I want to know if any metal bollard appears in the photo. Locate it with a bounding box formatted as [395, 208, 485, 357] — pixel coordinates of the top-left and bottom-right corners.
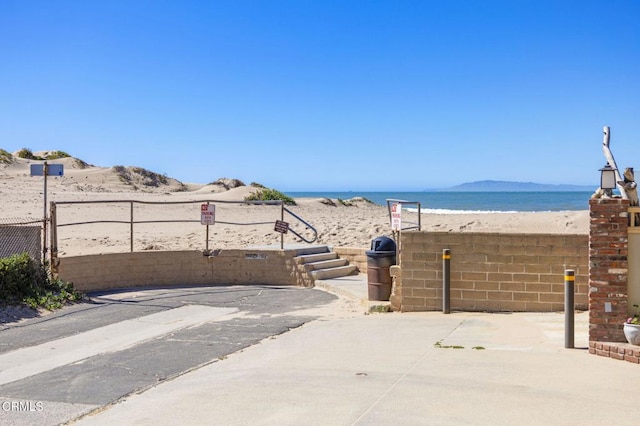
[443, 249, 451, 314]
[564, 269, 575, 349]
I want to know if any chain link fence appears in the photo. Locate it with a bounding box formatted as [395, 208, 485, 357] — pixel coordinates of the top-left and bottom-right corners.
[0, 217, 42, 262]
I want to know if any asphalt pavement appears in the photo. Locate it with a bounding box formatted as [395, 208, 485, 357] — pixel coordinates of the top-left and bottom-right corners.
[0, 285, 343, 426]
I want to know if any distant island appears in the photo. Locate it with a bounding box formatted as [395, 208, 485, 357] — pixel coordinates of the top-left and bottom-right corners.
[443, 180, 595, 192]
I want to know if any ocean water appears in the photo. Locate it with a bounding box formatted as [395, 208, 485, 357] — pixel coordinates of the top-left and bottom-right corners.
[285, 191, 594, 213]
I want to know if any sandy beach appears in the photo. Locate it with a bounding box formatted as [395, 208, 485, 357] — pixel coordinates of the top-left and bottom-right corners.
[0, 153, 589, 257]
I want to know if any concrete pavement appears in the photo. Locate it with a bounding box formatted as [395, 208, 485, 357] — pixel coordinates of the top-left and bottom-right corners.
[69, 276, 640, 425]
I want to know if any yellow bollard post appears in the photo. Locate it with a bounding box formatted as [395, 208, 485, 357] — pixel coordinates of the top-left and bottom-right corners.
[443, 249, 451, 314]
[565, 269, 575, 349]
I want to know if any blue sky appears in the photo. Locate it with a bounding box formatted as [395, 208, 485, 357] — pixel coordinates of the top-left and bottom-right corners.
[1, 0, 638, 191]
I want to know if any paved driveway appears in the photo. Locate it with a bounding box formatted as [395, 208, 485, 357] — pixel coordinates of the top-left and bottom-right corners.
[0, 285, 347, 426]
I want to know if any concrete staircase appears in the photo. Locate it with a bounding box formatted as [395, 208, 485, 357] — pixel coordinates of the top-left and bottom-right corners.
[293, 246, 357, 282]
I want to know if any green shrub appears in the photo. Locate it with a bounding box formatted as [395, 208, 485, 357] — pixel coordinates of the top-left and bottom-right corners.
[73, 158, 90, 169]
[0, 253, 83, 310]
[337, 197, 373, 206]
[131, 167, 169, 185]
[46, 151, 71, 160]
[113, 165, 169, 187]
[0, 149, 12, 164]
[0, 253, 46, 302]
[208, 178, 245, 189]
[15, 148, 43, 160]
[245, 188, 296, 205]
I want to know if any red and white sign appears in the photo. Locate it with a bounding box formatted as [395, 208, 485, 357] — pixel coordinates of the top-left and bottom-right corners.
[391, 202, 401, 231]
[201, 204, 216, 225]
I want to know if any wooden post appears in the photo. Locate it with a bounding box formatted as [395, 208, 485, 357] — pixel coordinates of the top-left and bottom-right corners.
[621, 168, 640, 226]
[602, 126, 629, 200]
[621, 168, 638, 206]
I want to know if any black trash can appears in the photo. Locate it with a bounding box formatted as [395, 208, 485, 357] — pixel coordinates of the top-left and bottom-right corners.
[366, 236, 397, 301]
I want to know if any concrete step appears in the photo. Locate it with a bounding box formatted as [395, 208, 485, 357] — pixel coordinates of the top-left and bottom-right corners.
[311, 265, 357, 280]
[296, 252, 338, 264]
[290, 245, 330, 256]
[304, 258, 348, 271]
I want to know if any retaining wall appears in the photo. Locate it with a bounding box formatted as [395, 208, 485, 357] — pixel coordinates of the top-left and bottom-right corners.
[334, 247, 367, 273]
[57, 249, 312, 292]
[391, 232, 589, 312]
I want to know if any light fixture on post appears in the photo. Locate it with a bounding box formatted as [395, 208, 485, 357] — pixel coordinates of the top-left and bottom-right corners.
[599, 164, 617, 197]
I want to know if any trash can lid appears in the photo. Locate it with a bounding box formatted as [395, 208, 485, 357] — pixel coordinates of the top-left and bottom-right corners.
[365, 250, 397, 258]
[370, 236, 396, 252]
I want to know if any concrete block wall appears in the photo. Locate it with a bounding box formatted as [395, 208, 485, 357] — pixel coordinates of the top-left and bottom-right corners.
[57, 249, 312, 292]
[334, 247, 367, 273]
[392, 232, 588, 312]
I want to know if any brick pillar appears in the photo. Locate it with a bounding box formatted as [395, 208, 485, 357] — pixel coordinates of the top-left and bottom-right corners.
[589, 198, 629, 342]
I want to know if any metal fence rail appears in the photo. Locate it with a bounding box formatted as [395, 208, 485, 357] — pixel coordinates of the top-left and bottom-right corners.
[0, 217, 42, 262]
[386, 199, 422, 231]
[50, 199, 317, 262]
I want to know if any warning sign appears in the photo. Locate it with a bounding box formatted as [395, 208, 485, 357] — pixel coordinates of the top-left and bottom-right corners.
[274, 220, 289, 234]
[201, 204, 215, 225]
[391, 203, 401, 231]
